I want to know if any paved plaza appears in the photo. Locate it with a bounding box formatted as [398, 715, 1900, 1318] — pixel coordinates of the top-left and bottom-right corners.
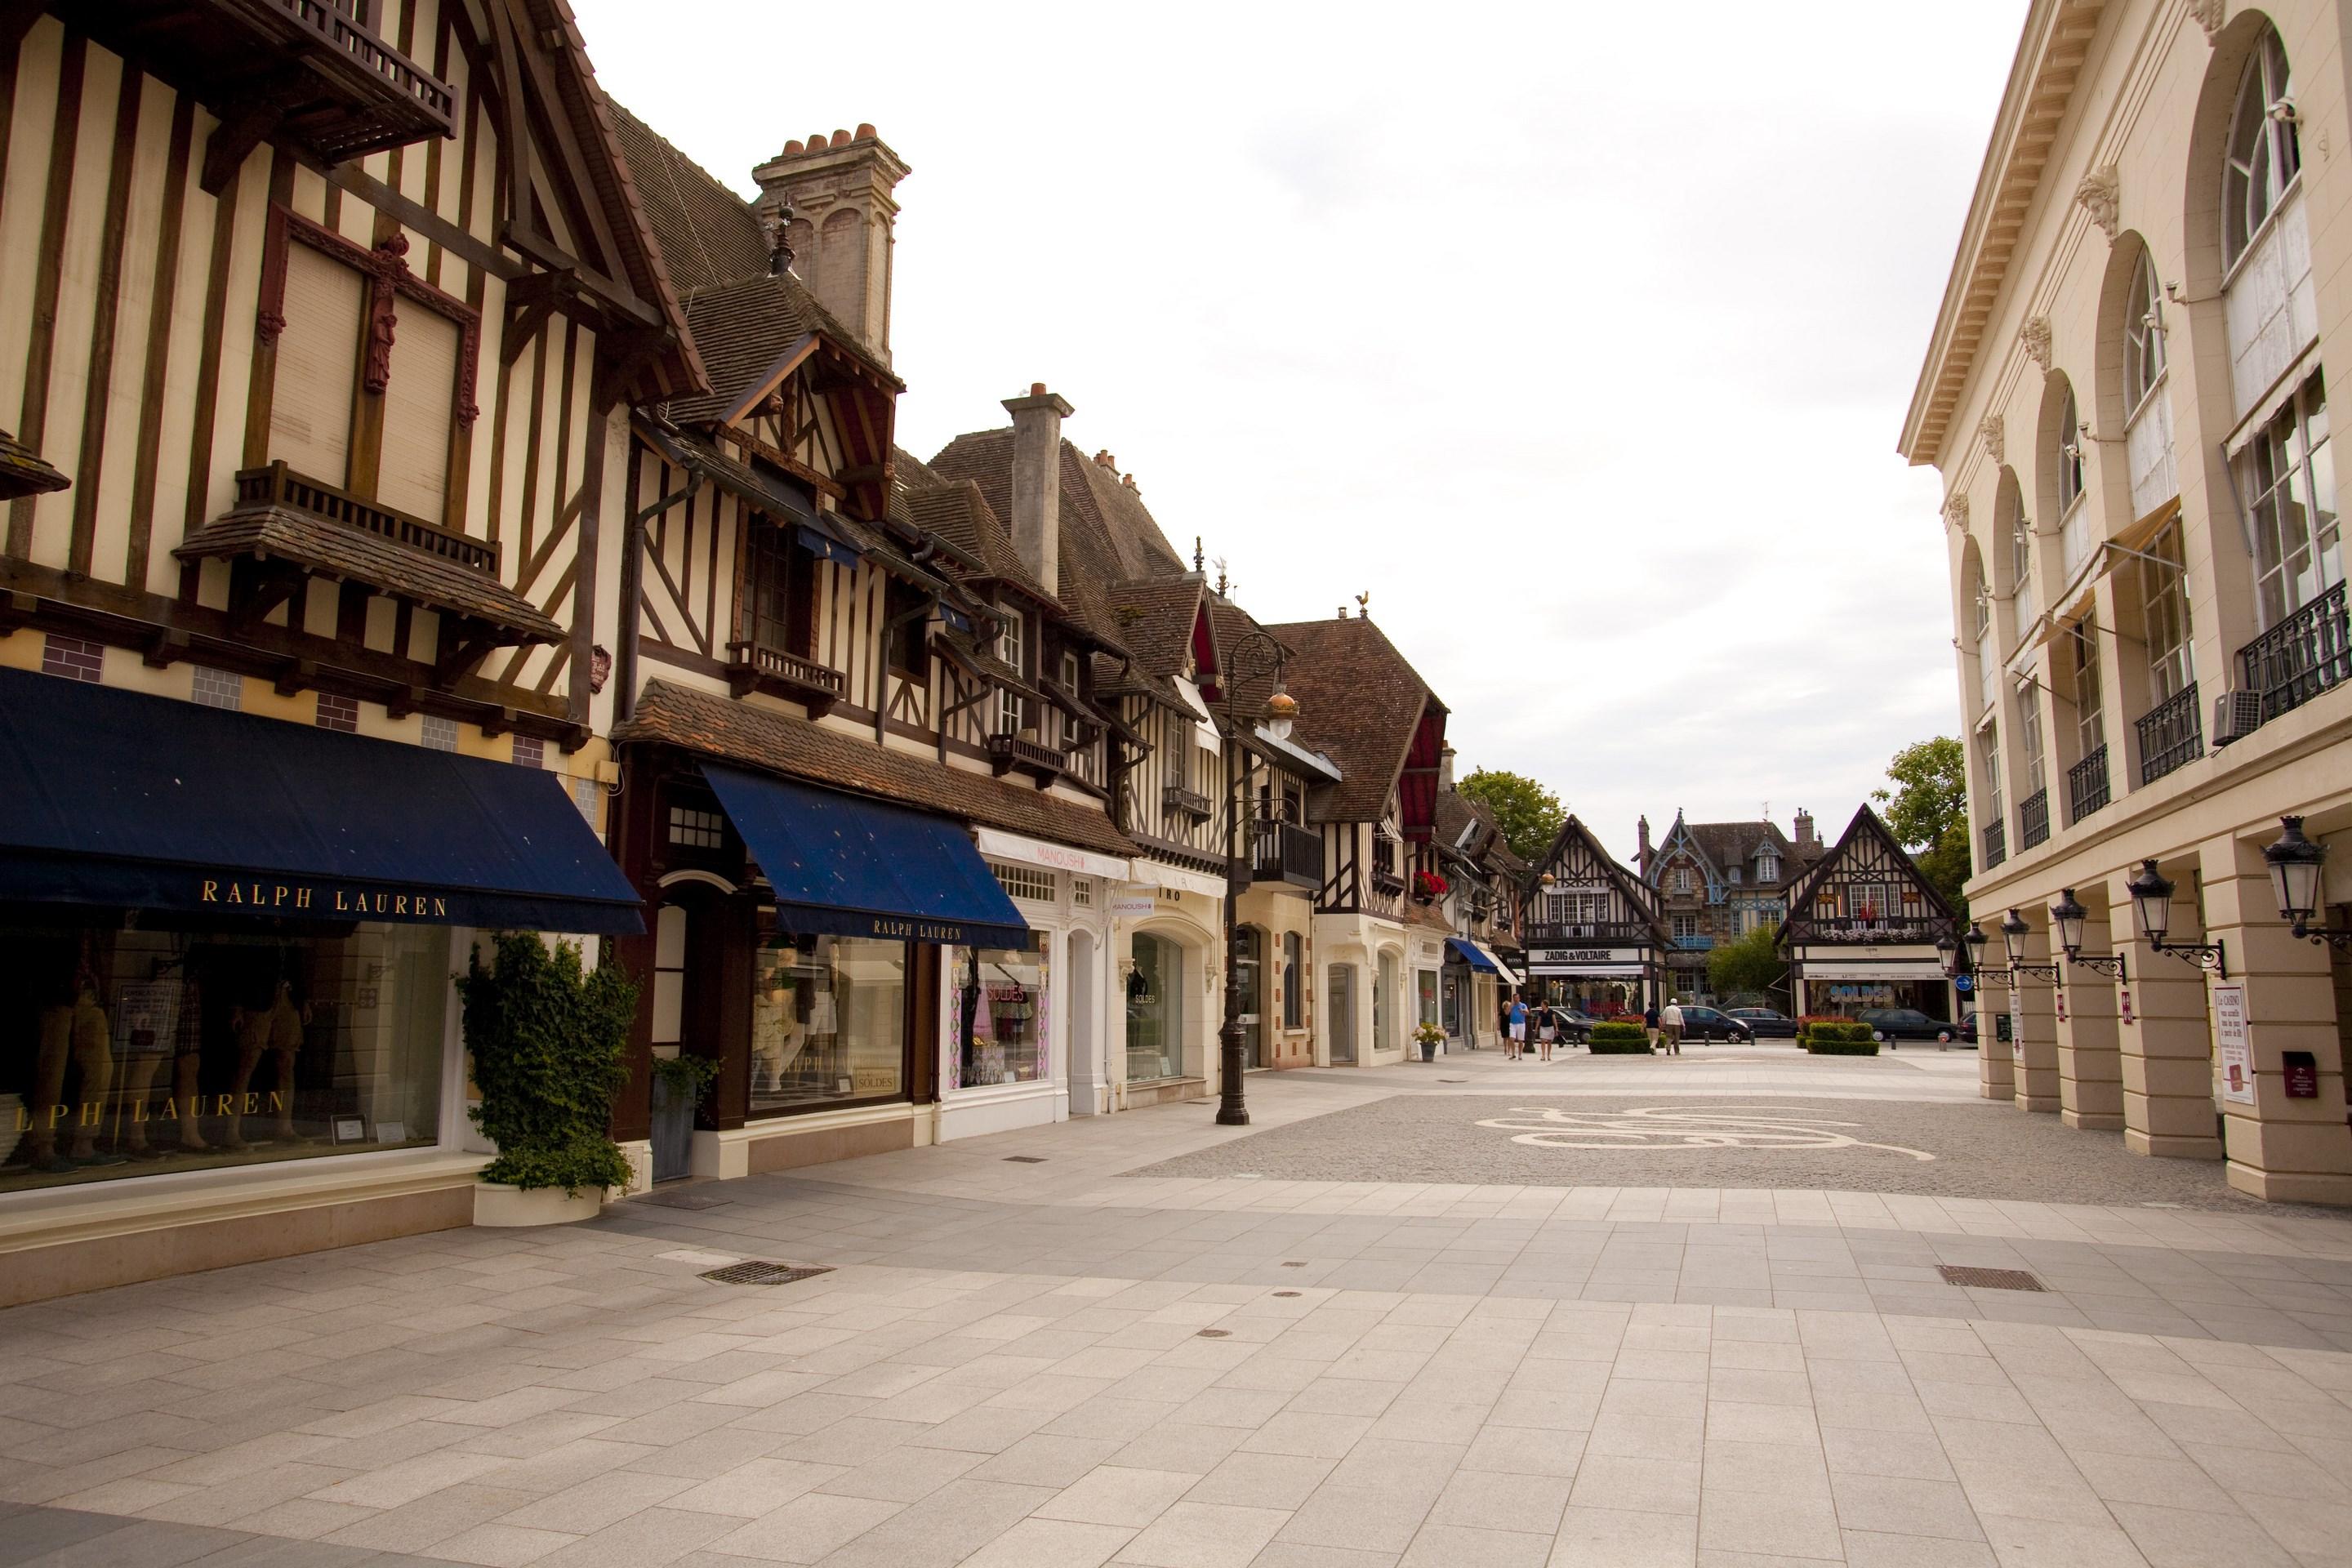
[5, 1048, 2352, 1568]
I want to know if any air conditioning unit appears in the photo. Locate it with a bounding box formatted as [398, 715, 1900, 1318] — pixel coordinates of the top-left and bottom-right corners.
[2211, 688, 2265, 747]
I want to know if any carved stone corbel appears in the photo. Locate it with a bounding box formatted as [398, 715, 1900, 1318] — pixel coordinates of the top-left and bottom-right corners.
[2020, 316, 2053, 372]
[1943, 494, 1971, 532]
[2189, 1, 2225, 43]
[2074, 166, 2119, 241]
[1980, 414, 2005, 466]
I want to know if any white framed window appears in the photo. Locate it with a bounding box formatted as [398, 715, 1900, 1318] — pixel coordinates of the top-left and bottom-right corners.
[987, 860, 1057, 904]
[1071, 878, 1094, 907]
[2070, 621, 2105, 758]
[1757, 852, 1778, 883]
[1670, 866, 1694, 894]
[2017, 682, 2047, 798]
[2055, 382, 2085, 516]
[2224, 26, 2301, 271]
[2124, 251, 2167, 413]
[2012, 516, 2038, 641]
[1980, 721, 2002, 827]
[2241, 372, 2339, 629]
[2141, 520, 2194, 702]
[1670, 915, 1699, 939]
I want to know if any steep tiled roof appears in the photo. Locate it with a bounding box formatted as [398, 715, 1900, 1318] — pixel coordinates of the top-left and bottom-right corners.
[173, 506, 562, 643]
[898, 479, 1067, 616]
[1203, 596, 1296, 735]
[1107, 575, 1206, 682]
[1436, 787, 1515, 869]
[661, 270, 893, 427]
[617, 680, 1135, 858]
[608, 103, 768, 297]
[1258, 615, 1441, 825]
[1664, 817, 1819, 893]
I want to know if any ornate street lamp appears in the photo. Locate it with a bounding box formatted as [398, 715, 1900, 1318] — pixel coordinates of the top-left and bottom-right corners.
[2124, 859, 2227, 975]
[1216, 630, 1291, 1127]
[2049, 888, 2126, 981]
[1963, 921, 1992, 977]
[1934, 931, 1959, 979]
[2000, 908, 2060, 983]
[2262, 815, 2352, 949]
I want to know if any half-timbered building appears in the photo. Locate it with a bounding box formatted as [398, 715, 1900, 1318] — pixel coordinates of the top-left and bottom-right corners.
[1777, 804, 1963, 1025]
[1523, 816, 1671, 1017]
[1433, 772, 1527, 1051]
[594, 114, 1141, 1175]
[0, 0, 693, 1302]
[1640, 809, 1826, 1002]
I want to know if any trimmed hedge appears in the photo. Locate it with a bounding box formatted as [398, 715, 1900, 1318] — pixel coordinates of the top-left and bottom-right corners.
[1588, 1021, 1653, 1054]
[1804, 1022, 1878, 1055]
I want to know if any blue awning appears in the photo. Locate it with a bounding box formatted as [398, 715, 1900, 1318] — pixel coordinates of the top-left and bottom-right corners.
[702, 763, 1030, 949]
[800, 519, 862, 568]
[0, 666, 644, 933]
[1446, 938, 1501, 974]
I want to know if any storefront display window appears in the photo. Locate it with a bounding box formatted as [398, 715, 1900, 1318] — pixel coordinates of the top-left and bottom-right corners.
[1127, 933, 1179, 1082]
[1, 911, 447, 1192]
[954, 939, 1048, 1089]
[749, 929, 906, 1114]
[1417, 969, 1439, 1027]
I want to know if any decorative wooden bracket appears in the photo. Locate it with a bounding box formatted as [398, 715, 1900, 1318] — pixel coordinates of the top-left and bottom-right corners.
[273, 657, 318, 697]
[231, 564, 308, 636]
[0, 589, 37, 634]
[434, 623, 500, 685]
[501, 267, 575, 365]
[141, 627, 190, 669]
[202, 100, 283, 196]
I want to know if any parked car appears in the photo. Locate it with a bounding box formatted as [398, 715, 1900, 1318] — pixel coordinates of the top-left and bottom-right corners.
[1673, 1004, 1753, 1043]
[1550, 1009, 1596, 1043]
[1855, 1008, 1962, 1046]
[1725, 1007, 1797, 1038]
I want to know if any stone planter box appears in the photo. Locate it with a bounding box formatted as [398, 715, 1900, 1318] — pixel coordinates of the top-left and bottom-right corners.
[474, 1181, 606, 1227]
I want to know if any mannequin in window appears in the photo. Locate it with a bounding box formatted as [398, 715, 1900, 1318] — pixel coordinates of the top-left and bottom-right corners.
[750, 972, 808, 1093]
[21, 963, 117, 1171]
[221, 978, 308, 1147]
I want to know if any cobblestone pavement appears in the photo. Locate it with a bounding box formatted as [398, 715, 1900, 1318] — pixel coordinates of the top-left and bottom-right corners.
[5, 1060, 2352, 1567]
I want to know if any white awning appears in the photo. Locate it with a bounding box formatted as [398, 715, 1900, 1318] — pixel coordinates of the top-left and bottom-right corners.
[1173, 676, 1220, 750]
[1530, 962, 1646, 978]
[1802, 960, 1949, 981]
[972, 826, 1132, 884]
[1133, 858, 1228, 899]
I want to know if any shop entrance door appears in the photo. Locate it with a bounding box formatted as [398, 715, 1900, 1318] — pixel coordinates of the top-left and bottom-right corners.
[1234, 926, 1264, 1069]
[1327, 967, 1355, 1063]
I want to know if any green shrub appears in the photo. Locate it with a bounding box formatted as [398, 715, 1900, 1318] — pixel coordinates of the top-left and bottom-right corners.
[650, 1052, 720, 1104]
[1806, 1037, 1881, 1056]
[459, 932, 639, 1196]
[1588, 1021, 1652, 1054]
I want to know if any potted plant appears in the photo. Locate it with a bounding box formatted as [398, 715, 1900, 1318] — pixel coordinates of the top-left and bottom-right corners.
[648, 1053, 719, 1183]
[459, 931, 639, 1226]
[1413, 1020, 1446, 1062]
[1412, 869, 1450, 906]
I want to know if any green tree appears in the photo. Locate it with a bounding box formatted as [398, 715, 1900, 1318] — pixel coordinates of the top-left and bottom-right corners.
[458, 932, 639, 1196]
[1873, 736, 1971, 920]
[1707, 924, 1784, 1001]
[1458, 767, 1567, 863]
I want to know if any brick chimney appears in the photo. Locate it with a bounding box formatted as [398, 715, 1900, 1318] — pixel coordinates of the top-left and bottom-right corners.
[1438, 745, 1456, 791]
[751, 126, 911, 362]
[1637, 814, 1653, 878]
[1002, 384, 1072, 596]
[1794, 808, 1817, 849]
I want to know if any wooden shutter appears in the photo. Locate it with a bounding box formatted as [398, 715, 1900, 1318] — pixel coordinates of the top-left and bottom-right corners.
[268, 244, 365, 484]
[376, 306, 459, 522]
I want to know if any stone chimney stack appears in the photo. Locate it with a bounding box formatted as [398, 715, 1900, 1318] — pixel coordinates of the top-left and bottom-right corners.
[1439, 745, 1456, 791]
[1002, 384, 1072, 596]
[1637, 814, 1653, 877]
[751, 125, 911, 363]
[1794, 808, 1816, 849]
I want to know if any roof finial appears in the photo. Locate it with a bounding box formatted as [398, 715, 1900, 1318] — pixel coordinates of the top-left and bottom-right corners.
[1214, 557, 1229, 597]
[761, 203, 795, 276]
[1354, 590, 1369, 619]
[1192, 536, 1203, 572]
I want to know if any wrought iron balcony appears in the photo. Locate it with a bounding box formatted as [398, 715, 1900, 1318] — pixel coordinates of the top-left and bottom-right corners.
[62, 2, 456, 189]
[2018, 788, 2050, 850]
[1981, 818, 2007, 870]
[1251, 821, 1323, 891]
[987, 733, 1067, 786]
[2240, 582, 2351, 722]
[2068, 744, 2110, 823]
[2135, 682, 2203, 785]
[1161, 784, 1213, 821]
[1672, 933, 1715, 951]
[1785, 915, 1947, 944]
[725, 639, 846, 715]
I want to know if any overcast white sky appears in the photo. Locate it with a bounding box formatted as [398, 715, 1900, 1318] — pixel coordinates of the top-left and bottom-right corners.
[576, 0, 2029, 862]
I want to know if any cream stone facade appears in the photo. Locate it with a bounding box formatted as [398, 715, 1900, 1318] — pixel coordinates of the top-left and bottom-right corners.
[1903, 0, 2352, 1202]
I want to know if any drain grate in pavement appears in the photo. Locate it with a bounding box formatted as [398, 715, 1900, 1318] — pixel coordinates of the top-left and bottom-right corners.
[1003, 1156, 1048, 1164]
[1273, 1290, 1302, 1298]
[1937, 1265, 2044, 1292]
[1282, 1260, 1307, 1267]
[630, 1188, 733, 1210]
[700, 1262, 834, 1287]
[1196, 1329, 1232, 1338]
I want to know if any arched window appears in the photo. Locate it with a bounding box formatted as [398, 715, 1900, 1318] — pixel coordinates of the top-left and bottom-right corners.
[2054, 382, 2085, 514]
[2011, 513, 2036, 639]
[2124, 251, 2167, 411]
[2224, 26, 2300, 270]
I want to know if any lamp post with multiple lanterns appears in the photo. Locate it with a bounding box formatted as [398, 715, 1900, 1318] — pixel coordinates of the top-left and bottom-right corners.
[1214, 631, 1293, 1128]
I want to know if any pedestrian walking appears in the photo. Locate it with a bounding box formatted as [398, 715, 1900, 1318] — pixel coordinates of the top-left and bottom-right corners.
[1660, 1000, 1684, 1055]
[1643, 1001, 1660, 1051]
[1537, 1002, 1559, 1062]
[1507, 996, 1528, 1061]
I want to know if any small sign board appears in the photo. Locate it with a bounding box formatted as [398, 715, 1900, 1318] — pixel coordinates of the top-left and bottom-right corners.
[2283, 1050, 2319, 1099]
[2007, 987, 2023, 1059]
[2214, 983, 2254, 1105]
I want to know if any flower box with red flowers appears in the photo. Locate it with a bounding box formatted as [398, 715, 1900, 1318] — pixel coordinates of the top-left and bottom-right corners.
[1411, 870, 1450, 902]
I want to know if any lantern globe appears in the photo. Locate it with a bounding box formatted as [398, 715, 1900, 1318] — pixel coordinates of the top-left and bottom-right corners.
[2264, 816, 2327, 929]
[2126, 859, 2175, 947]
[2000, 909, 2030, 969]
[2049, 890, 2089, 958]
[1964, 923, 1991, 971]
[1934, 931, 1958, 978]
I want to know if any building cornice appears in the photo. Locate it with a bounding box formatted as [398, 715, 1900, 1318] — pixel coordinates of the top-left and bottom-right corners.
[1899, 0, 2108, 469]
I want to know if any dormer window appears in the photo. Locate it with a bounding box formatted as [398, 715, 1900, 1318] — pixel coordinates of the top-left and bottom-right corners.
[1726, 866, 1741, 885]
[1757, 852, 1778, 882]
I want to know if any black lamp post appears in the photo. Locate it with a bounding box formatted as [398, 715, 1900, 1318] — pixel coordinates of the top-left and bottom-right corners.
[2049, 888, 2126, 981]
[2000, 908, 2060, 983]
[2263, 816, 2352, 949]
[1216, 630, 1291, 1127]
[2124, 858, 2228, 975]
[1934, 931, 1959, 978]
[1963, 921, 1992, 978]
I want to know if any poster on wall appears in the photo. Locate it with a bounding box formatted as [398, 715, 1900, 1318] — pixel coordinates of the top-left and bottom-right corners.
[2214, 982, 2255, 1105]
[2008, 987, 2024, 1061]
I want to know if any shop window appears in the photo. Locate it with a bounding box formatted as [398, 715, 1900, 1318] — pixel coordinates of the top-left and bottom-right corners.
[1417, 968, 1438, 1026]
[1375, 951, 1396, 1054]
[988, 861, 1057, 904]
[956, 940, 1046, 1088]
[1282, 932, 1302, 1029]
[1, 915, 447, 1192]
[667, 808, 724, 849]
[1127, 933, 1180, 1082]
[749, 930, 906, 1114]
